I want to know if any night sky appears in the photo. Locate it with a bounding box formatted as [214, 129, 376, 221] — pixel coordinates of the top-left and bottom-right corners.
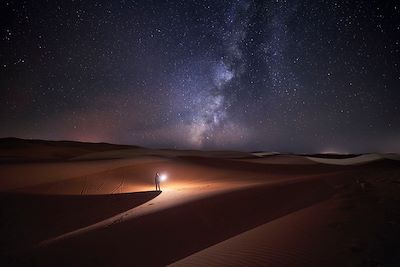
[1, 0, 399, 152]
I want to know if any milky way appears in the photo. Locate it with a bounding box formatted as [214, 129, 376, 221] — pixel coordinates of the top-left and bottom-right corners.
[184, 0, 252, 147]
[1, 0, 399, 152]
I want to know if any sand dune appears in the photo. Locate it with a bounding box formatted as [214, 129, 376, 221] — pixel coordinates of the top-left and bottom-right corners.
[27, 178, 333, 266]
[12, 155, 339, 196]
[170, 201, 341, 267]
[251, 152, 280, 157]
[171, 161, 400, 266]
[72, 148, 253, 161]
[307, 153, 383, 165]
[384, 153, 400, 161]
[0, 157, 166, 192]
[236, 154, 317, 165]
[0, 191, 160, 256]
[0, 137, 134, 162]
[1, 139, 399, 266]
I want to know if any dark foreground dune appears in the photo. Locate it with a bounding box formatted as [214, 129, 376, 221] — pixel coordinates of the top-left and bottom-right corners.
[0, 138, 399, 266]
[25, 178, 333, 266]
[0, 191, 160, 258]
[173, 160, 400, 266]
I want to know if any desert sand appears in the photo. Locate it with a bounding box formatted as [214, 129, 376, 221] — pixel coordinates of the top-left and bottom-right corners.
[1, 138, 399, 266]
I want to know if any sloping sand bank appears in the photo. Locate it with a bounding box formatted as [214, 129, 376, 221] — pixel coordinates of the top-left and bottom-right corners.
[0, 191, 160, 255]
[25, 178, 333, 266]
[1, 139, 399, 266]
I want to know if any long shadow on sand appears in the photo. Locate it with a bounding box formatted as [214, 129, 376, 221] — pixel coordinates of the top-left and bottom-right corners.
[0, 191, 160, 257]
[29, 178, 335, 267]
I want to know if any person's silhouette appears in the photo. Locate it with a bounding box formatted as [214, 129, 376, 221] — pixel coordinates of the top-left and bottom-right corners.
[155, 172, 161, 191]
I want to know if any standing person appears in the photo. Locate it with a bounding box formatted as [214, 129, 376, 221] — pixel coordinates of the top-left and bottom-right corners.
[154, 172, 161, 191]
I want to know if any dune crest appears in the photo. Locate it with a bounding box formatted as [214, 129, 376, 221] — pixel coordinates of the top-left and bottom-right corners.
[1, 139, 399, 266]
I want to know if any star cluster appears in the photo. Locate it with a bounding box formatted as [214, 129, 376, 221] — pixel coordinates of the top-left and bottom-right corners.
[1, 0, 399, 152]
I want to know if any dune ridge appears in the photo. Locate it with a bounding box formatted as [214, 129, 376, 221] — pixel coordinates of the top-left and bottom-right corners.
[1, 138, 399, 266]
[28, 177, 334, 266]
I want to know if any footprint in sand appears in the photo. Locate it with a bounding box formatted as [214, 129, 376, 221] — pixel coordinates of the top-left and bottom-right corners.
[109, 217, 123, 226]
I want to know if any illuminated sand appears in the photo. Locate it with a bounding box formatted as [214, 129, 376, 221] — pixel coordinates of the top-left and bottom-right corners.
[0, 157, 167, 192]
[171, 162, 400, 266]
[1, 139, 399, 266]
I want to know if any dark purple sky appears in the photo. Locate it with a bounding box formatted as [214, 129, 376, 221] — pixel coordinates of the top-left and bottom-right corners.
[1, 0, 399, 152]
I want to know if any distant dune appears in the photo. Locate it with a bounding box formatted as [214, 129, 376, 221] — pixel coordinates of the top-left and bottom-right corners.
[72, 148, 253, 161]
[0, 138, 399, 266]
[306, 153, 399, 165]
[0, 137, 135, 162]
[238, 154, 316, 165]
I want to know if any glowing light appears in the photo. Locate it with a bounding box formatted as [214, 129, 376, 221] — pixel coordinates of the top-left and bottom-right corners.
[160, 174, 167, 182]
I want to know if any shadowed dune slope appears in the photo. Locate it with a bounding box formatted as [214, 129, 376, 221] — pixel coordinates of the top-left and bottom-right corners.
[0, 138, 136, 162]
[172, 161, 400, 267]
[71, 148, 254, 161]
[307, 154, 383, 165]
[307, 153, 400, 165]
[170, 202, 338, 267]
[0, 191, 160, 257]
[235, 154, 317, 165]
[27, 178, 334, 267]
